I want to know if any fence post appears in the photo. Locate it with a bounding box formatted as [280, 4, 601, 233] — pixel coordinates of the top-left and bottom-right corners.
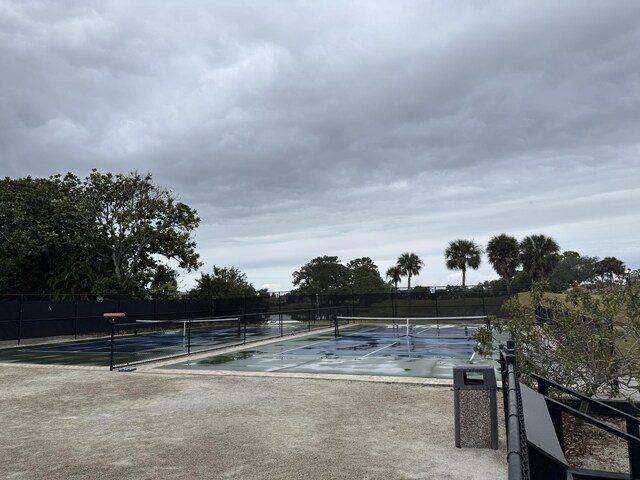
[481, 286, 486, 316]
[17, 294, 23, 346]
[187, 319, 191, 356]
[74, 299, 78, 340]
[434, 288, 439, 317]
[278, 294, 282, 337]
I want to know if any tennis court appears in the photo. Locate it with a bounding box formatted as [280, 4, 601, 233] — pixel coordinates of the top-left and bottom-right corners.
[165, 316, 501, 378]
[0, 315, 334, 368]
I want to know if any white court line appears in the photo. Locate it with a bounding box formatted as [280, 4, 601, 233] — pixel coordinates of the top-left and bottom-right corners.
[342, 326, 404, 337]
[277, 337, 336, 355]
[361, 342, 398, 358]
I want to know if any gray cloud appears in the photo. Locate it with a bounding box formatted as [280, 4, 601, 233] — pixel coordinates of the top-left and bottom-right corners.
[1, 0, 639, 291]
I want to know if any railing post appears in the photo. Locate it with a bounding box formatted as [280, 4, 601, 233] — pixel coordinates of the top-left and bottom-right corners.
[538, 378, 549, 397]
[627, 417, 640, 478]
[547, 401, 565, 452]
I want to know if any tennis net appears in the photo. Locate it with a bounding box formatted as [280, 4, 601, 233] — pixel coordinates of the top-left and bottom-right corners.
[335, 315, 489, 338]
[134, 317, 241, 340]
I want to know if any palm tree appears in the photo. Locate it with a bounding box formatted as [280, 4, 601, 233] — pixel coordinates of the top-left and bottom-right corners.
[520, 234, 560, 282]
[385, 265, 403, 317]
[444, 239, 481, 287]
[396, 252, 424, 291]
[386, 265, 402, 291]
[486, 234, 520, 294]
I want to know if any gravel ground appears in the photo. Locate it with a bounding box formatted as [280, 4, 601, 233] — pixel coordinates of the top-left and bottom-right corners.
[0, 363, 507, 480]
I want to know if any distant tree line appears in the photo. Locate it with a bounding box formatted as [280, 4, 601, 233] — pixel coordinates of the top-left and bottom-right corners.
[288, 234, 628, 295]
[1, 172, 629, 298]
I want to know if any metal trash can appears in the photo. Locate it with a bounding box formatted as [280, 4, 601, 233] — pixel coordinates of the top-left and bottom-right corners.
[453, 365, 498, 449]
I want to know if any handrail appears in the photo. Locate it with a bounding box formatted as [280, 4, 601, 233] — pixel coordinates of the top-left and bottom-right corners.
[544, 397, 640, 445]
[532, 373, 639, 425]
[533, 372, 640, 477]
[501, 341, 529, 480]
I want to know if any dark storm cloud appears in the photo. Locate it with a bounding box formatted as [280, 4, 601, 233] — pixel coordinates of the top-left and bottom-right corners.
[1, 0, 639, 290]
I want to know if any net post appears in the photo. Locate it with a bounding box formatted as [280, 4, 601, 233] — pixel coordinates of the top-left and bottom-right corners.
[406, 317, 410, 337]
[104, 312, 125, 371]
[109, 319, 115, 371]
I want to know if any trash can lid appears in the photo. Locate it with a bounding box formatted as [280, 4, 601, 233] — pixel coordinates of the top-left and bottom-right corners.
[453, 365, 497, 390]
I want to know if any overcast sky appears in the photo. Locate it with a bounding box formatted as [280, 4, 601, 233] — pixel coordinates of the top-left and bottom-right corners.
[1, 1, 639, 292]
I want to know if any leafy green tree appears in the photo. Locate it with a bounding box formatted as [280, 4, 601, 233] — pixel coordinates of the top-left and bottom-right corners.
[190, 266, 257, 297]
[80, 170, 201, 292]
[486, 234, 520, 294]
[476, 282, 640, 401]
[0, 175, 102, 294]
[444, 239, 481, 287]
[292, 256, 348, 293]
[396, 252, 423, 291]
[0, 171, 201, 296]
[548, 251, 598, 292]
[346, 257, 386, 291]
[520, 234, 560, 282]
[148, 264, 179, 299]
[511, 271, 532, 293]
[386, 265, 402, 290]
[595, 257, 626, 285]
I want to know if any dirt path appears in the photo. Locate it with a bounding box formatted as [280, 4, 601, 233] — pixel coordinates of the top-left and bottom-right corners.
[0, 364, 506, 479]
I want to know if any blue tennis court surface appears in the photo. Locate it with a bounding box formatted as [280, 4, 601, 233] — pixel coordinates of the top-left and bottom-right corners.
[0, 320, 327, 367]
[165, 323, 501, 379]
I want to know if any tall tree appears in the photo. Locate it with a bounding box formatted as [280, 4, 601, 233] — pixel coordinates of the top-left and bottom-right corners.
[0, 171, 201, 296]
[0, 175, 101, 294]
[386, 265, 402, 290]
[520, 234, 560, 282]
[595, 257, 626, 285]
[396, 252, 423, 291]
[346, 257, 386, 291]
[444, 239, 481, 287]
[548, 252, 598, 292]
[190, 266, 256, 297]
[486, 234, 520, 294]
[292, 256, 349, 293]
[80, 170, 201, 294]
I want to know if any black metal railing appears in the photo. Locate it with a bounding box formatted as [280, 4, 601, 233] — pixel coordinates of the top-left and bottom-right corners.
[533, 373, 640, 479]
[500, 341, 530, 480]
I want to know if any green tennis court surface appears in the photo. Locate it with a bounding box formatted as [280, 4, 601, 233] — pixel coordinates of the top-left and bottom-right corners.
[164, 321, 503, 379]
